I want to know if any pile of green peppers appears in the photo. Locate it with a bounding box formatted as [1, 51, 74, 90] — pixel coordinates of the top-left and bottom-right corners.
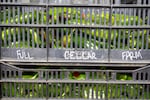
[1, 8, 149, 49]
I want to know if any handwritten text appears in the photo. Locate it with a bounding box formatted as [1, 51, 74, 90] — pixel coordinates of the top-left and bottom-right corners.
[16, 50, 34, 60]
[64, 50, 97, 60]
[122, 50, 142, 60]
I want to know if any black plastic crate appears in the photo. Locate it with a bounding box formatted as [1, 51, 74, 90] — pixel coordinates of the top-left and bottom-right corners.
[0, 62, 150, 100]
[0, 0, 150, 64]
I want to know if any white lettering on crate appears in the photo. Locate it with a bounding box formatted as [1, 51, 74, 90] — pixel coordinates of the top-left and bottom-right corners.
[122, 50, 142, 60]
[16, 50, 34, 60]
[64, 50, 97, 60]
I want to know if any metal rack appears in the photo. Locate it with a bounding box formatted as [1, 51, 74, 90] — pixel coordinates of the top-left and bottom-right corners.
[0, 0, 150, 99]
[0, 0, 150, 65]
[0, 62, 150, 100]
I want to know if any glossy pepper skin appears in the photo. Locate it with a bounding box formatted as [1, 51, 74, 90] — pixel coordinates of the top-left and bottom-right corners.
[73, 71, 80, 78]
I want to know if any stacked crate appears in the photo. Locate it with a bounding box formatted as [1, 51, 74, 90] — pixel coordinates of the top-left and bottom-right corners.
[0, 0, 150, 99]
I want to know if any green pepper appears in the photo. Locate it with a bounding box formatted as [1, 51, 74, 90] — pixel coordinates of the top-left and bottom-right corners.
[11, 41, 29, 48]
[83, 29, 118, 44]
[113, 13, 143, 26]
[22, 73, 38, 79]
[2, 28, 19, 41]
[29, 29, 42, 45]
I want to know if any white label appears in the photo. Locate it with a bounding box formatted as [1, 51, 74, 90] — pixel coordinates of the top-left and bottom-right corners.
[16, 50, 34, 60]
[64, 50, 97, 60]
[122, 50, 142, 61]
